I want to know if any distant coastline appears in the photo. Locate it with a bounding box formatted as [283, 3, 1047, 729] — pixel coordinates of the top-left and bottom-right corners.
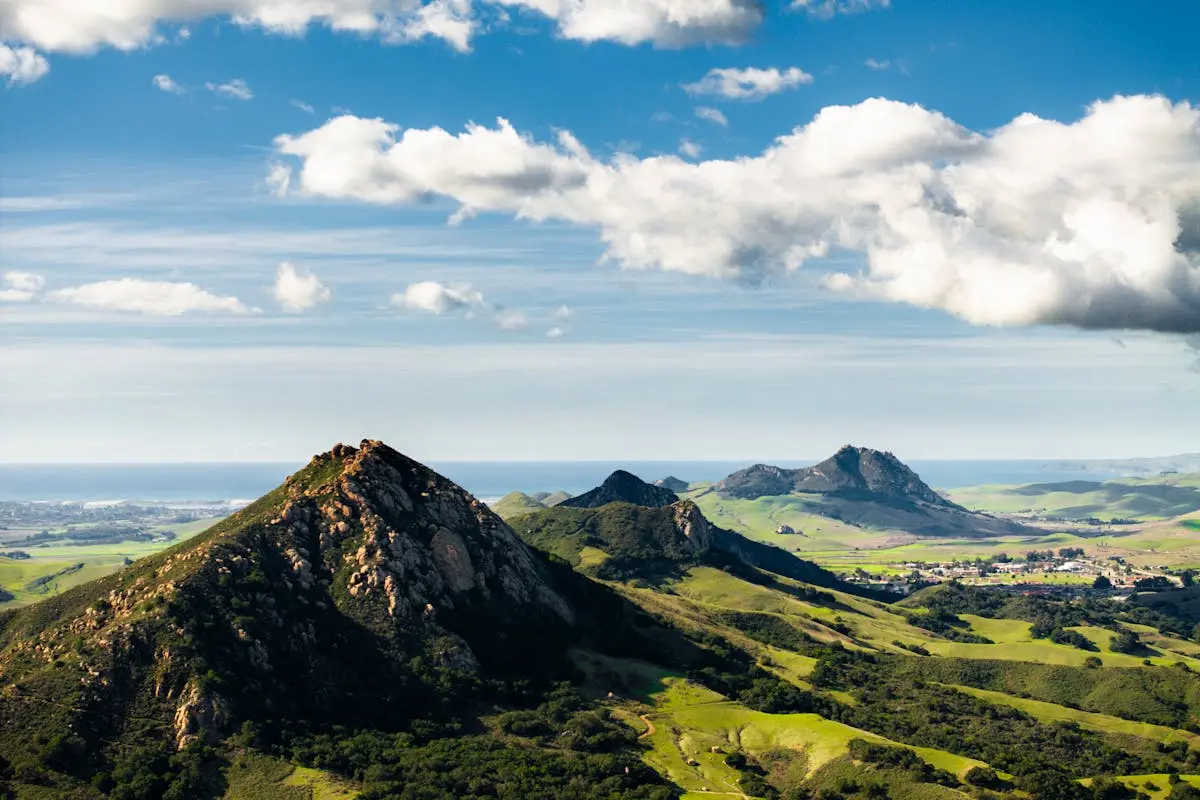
[0, 459, 1150, 503]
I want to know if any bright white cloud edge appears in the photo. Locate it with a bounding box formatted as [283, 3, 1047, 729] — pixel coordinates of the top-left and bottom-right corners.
[272, 94, 1200, 334]
[273, 262, 331, 312]
[48, 278, 252, 316]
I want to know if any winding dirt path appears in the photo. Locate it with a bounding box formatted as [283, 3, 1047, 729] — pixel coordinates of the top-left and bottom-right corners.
[638, 714, 656, 739]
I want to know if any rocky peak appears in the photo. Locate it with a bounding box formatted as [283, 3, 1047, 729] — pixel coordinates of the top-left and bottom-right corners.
[794, 445, 949, 505]
[715, 446, 953, 507]
[559, 469, 679, 509]
[280, 439, 574, 626]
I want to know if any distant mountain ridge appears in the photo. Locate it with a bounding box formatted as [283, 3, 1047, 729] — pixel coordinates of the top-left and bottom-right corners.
[711, 445, 1040, 539]
[559, 470, 679, 509]
[513, 468, 888, 599]
[717, 445, 957, 507]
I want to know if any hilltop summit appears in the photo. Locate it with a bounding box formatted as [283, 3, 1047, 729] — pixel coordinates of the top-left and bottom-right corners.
[0, 440, 574, 765]
[717, 445, 956, 508]
[559, 469, 679, 509]
[713, 446, 1040, 538]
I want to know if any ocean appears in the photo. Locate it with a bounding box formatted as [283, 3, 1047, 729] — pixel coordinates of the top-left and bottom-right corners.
[0, 460, 1133, 504]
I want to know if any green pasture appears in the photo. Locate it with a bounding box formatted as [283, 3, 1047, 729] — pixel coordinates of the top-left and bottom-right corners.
[946, 685, 1200, 748]
[0, 518, 219, 608]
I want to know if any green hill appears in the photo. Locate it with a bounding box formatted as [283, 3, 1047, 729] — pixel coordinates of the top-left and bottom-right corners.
[7, 441, 1200, 800]
[0, 441, 690, 800]
[947, 473, 1200, 521]
[490, 490, 549, 518]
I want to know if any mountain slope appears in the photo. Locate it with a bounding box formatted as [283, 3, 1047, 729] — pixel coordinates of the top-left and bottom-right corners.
[718, 446, 956, 507]
[491, 491, 549, 518]
[710, 446, 1041, 539]
[0, 440, 587, 785]
[559, 470, 679, 509]
[510, 499, 885, 599]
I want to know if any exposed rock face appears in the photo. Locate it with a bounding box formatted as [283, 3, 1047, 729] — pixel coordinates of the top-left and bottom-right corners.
[672, 501, 713, 555]
[173, 680, 231, 749]
[289, 440, 574, 631]
[559, 470, 679, 509]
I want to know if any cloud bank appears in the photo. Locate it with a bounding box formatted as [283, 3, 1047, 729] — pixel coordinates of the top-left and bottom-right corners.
[273, 95, 1200, 334]
[0, 0, 762, 62]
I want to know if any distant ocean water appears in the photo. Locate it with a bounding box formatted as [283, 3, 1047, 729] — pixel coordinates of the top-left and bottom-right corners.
[0, 460, 1133, 503]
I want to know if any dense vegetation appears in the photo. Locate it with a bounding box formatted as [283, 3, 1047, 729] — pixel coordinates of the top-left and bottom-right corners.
[810, 648, 1178, 780]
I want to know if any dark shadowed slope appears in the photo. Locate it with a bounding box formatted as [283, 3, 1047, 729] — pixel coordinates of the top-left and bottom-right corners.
[559, 470, 680, 509]
[510, 500, 889, 600]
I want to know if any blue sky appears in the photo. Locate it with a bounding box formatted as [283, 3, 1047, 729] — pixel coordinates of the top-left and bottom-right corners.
[1, 0, 1199, 462]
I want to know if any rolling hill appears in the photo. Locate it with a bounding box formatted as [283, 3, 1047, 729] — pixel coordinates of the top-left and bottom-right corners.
[947, 473, 1200, 521]
[7, 441, 1200, 800]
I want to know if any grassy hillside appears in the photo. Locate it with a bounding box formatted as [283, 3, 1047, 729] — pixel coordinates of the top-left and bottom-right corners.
[9, 445, 1200, 800]
[948, 473, 1200, 521]
[490, 491, 549, 519]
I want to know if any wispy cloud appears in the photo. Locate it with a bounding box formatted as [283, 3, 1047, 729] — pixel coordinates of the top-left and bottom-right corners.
[153, 73, 186, 94]
[0, 271, 44, 302]
[864, 58, 890, 70]
[494, 308, 528, 330]
[793, 0, 891, 19]
[694, 106, 728, 127]
[682, 66, 813, 100]
[290, 99, 315, 114]
[206, 78, 252, 101]
[678, 138, 702, 159]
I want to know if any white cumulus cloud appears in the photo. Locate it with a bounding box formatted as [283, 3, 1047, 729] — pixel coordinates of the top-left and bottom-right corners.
[694, 106, 727, 127]
[206, 78, 252, 100]
[273, 262, 331, 312]
[49, 278, 251, 315]
[272, 95, 1200, 334]
[388, 0, 475, 51]
[0, 44, 48, 85]
[0, 0, 761, 56]
[0, 271, 44, 302]
[392, 280, 484, 313]
[683, 66, 813, 100]
[153, 73, 185, 94]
